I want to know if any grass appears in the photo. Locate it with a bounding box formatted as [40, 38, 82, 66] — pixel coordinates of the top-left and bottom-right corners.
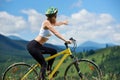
[1, 46, 120, 80]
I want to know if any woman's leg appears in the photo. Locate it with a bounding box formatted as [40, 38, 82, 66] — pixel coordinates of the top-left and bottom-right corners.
[27, 40, 47, 80]
[27, 40, 57, 79]
[40, 46, 57, 70]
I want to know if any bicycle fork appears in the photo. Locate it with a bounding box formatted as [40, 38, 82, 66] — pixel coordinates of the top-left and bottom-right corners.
[70, 55, 83, 79]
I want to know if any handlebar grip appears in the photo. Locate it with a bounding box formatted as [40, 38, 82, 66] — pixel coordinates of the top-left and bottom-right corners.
[64, 37, 76, 48]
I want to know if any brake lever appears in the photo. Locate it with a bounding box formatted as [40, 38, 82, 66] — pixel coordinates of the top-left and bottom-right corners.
[69, 37, 76, 43]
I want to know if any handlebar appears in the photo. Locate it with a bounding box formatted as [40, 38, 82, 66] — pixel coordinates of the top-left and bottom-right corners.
[64, 37, 76, 49]
[69, 37, 76, 42]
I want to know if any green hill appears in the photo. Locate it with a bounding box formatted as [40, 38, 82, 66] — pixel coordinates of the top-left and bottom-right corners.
[86, 46, 120, 79]
[0, 34, 63, 79]
[0, 34, 120, 79]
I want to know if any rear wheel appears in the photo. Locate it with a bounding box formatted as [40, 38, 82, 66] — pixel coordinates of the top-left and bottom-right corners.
[64, 59, 102, 80]
[2, 62, 38, 80]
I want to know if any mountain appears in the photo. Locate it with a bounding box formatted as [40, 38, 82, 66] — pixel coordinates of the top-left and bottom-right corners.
[80, 41, 105, 48]
[0, 34, 64, 76]
[0, 34, 64, 78]
[0, 34, 120, 79]
[0, 34, 28, 51]
[76, 41, 115, 52]
[80, 41, 115, 48]
[8, 35, 23, 40]
[0, 34, 63, 55]
[0, 34, 116, 53]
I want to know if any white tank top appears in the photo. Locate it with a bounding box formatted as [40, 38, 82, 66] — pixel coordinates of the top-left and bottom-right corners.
[39, 23, 52, 39]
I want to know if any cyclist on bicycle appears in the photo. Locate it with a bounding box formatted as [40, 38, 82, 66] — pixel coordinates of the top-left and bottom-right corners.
[27, 7, 71, 80]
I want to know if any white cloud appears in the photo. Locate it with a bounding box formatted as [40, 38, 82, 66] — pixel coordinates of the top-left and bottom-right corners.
[0, 9, 46, 39]
[0, 9, 120, 45]
[113, 33, 120, 43]
[51, 9, 120, 45]
[21, 9, 46, 32]
[96, 14, 115, 26]
[0, 11, 27, 35]
[71, 0, 82, 8]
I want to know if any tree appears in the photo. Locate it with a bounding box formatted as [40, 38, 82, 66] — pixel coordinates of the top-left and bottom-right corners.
[85, 49, 95, 56]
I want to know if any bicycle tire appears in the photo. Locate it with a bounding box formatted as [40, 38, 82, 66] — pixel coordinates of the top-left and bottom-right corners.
[64, 59, 102, 80]
[2, 62, 38, 80]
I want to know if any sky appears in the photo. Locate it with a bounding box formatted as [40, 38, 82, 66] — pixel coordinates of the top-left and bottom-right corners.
[0, 0, 120, 45]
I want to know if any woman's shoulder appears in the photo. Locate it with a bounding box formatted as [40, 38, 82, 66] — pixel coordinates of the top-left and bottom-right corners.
[43, 20, 50, 25]
[42, 20, 52, 29]
[43, 20, 52, 28]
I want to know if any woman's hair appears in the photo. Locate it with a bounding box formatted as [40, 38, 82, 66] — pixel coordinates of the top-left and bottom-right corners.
[46, 13, 57, 18]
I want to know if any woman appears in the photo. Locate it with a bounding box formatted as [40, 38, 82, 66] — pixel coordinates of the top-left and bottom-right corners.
[27, 7, 71, 80]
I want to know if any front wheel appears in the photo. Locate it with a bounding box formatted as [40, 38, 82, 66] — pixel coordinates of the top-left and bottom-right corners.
[64, 59, 102, 80]
[2, 62, 38, 80]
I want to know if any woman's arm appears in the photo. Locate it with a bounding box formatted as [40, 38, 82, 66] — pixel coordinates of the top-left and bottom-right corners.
[44, 21, 67, 42]
[54, 20, 68, 26]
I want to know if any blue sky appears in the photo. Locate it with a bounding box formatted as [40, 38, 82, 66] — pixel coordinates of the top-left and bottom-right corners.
[0, 0, 120, 45]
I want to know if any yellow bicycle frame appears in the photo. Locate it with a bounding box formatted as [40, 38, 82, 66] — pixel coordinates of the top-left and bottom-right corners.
[21, 48, 72, 80]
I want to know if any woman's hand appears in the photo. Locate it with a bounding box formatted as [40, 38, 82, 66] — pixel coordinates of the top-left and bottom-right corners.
[63, 20, 68, 25]
[65, 40, 72, 44]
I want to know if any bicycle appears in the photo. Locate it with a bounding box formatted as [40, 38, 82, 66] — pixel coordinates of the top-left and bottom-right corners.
[2, 38, 102, 80]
